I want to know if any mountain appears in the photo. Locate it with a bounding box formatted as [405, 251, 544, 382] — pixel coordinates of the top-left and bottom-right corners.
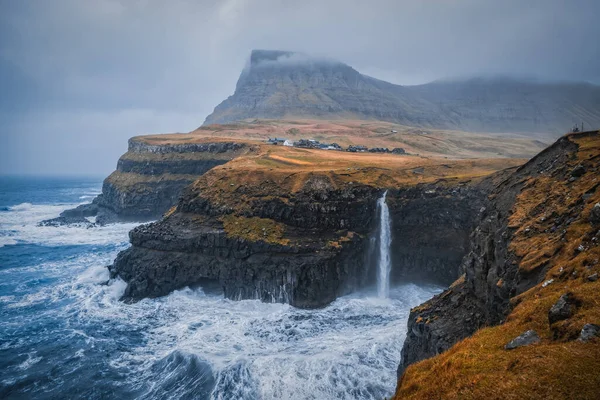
[204, 50, 600, 135]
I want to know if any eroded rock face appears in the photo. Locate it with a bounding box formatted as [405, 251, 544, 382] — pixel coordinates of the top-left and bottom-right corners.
[110, 170, 489, 308]
[398, 133, 581, 376]
[43, 139, 248, 225]
[387, 183, 488, 285]
[110, 181, 381, 308]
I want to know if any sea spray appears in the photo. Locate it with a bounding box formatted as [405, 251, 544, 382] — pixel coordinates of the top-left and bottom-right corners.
[377, 191, 392, 298]
[0, 178, 445, 399]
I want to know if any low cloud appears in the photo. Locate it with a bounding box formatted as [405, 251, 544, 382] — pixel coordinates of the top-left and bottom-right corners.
[1, 0, 599, 175]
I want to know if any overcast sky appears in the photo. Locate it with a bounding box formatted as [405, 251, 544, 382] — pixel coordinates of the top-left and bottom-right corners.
[1, 0, 599, 176]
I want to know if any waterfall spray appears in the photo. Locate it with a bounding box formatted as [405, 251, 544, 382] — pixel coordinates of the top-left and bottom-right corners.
[377, 191, 392, 298]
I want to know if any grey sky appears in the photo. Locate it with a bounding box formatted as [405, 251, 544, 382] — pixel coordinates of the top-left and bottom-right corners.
[1, 0, 599, 175]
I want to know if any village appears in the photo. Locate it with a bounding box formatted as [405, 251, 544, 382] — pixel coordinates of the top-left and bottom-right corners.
[266, 137, 406, 154]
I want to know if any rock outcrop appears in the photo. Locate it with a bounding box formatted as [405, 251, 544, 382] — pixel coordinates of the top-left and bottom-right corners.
[110, 175, 382, 308]
[204, 50, 600, 135]
[109, 162, 496, 308]
[45, 138, 250, 225]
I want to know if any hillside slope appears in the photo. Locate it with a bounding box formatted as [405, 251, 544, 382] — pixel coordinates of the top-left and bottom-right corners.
[394, 130, 600, 399]
[204, 50, 600, 135]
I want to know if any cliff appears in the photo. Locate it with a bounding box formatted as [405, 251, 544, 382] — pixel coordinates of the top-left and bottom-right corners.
[108, 141, 523, 308]
[45, 137, 252, 225]
[204, 50, 600, 135]
[394, 130, 600, 399]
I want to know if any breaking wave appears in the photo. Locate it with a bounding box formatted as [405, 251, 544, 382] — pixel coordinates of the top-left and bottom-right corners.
[0, 178, 442, 399]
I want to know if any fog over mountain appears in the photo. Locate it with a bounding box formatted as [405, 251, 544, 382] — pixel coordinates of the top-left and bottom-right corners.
[205, 50, 600, 134]
[1, 0, 600, 175]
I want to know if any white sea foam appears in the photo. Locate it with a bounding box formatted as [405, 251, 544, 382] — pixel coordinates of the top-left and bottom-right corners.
[3, 227, 440, 399]
[1, 197, 442, 399]
[0, 237, 18, 248]
[64, 273, 440, 400]
[0, 202, 139, 247]
[17, 352, 43, 370]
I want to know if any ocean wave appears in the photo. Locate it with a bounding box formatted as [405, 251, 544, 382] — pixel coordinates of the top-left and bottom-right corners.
[0, 203, 138, 247]
[0, 237, 18, 248]
[17, 352, 43, 371]
[140, 351, 215, 399]
[1, 194, 443, 399]
[10, 202, 34, 211]
[66, 276, 440, 399]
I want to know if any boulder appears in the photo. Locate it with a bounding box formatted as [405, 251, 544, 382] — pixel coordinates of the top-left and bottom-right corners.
[578, 324, 600, 342]
[590, 203, 600, 225]
[548, 293, 576, 324]
[505, 330, 540, 350]
[38, 216, 94, 228]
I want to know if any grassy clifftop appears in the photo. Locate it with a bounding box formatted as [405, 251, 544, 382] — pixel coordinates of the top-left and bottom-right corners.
[184, 142, 524, 216]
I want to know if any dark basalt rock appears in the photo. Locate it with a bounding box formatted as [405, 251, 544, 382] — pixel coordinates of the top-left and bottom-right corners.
[387, 183, 487, 285]
[110, 175, 489, 309]
[41, 140, 247, 226]
[548, 293, 577, 325]
[110, 212, 373, 309]
[59, 203, 98, 218]
[397, 277, 484, 377]
[570, 164, 586, 177]
[398, 133, 581, 376]
[38, 215, 94, 228]
[590, 203, 600, 225]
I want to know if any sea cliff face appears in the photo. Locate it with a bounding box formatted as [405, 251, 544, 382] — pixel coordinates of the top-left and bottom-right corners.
[397, 133, 579, 375]
[395, 130, 600, 399]
[47, 138, 250, 225]
[387, 181, 497, 285]
[109, 162, 494, 308]
[110, 173, 382, 308]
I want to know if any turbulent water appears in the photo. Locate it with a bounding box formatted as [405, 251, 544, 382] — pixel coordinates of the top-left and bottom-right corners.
[377, 191, 392, 299]
[0, 176, 442, 400]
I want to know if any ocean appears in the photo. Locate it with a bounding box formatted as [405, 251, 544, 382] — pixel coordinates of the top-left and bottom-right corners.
[0, 176, 441, 400]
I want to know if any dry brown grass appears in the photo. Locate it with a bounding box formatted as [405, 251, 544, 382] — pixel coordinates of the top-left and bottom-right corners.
[139, 119, 550, 160]
[184, 144, 524, 218]
[394, 131, 600, 400]
[220, 214, 290, 245]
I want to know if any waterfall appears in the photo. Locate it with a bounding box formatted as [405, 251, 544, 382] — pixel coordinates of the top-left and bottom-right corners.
[377, 191, 392, 298]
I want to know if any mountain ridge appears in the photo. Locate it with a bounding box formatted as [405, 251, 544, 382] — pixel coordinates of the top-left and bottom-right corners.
[204, 50, 600, 135]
